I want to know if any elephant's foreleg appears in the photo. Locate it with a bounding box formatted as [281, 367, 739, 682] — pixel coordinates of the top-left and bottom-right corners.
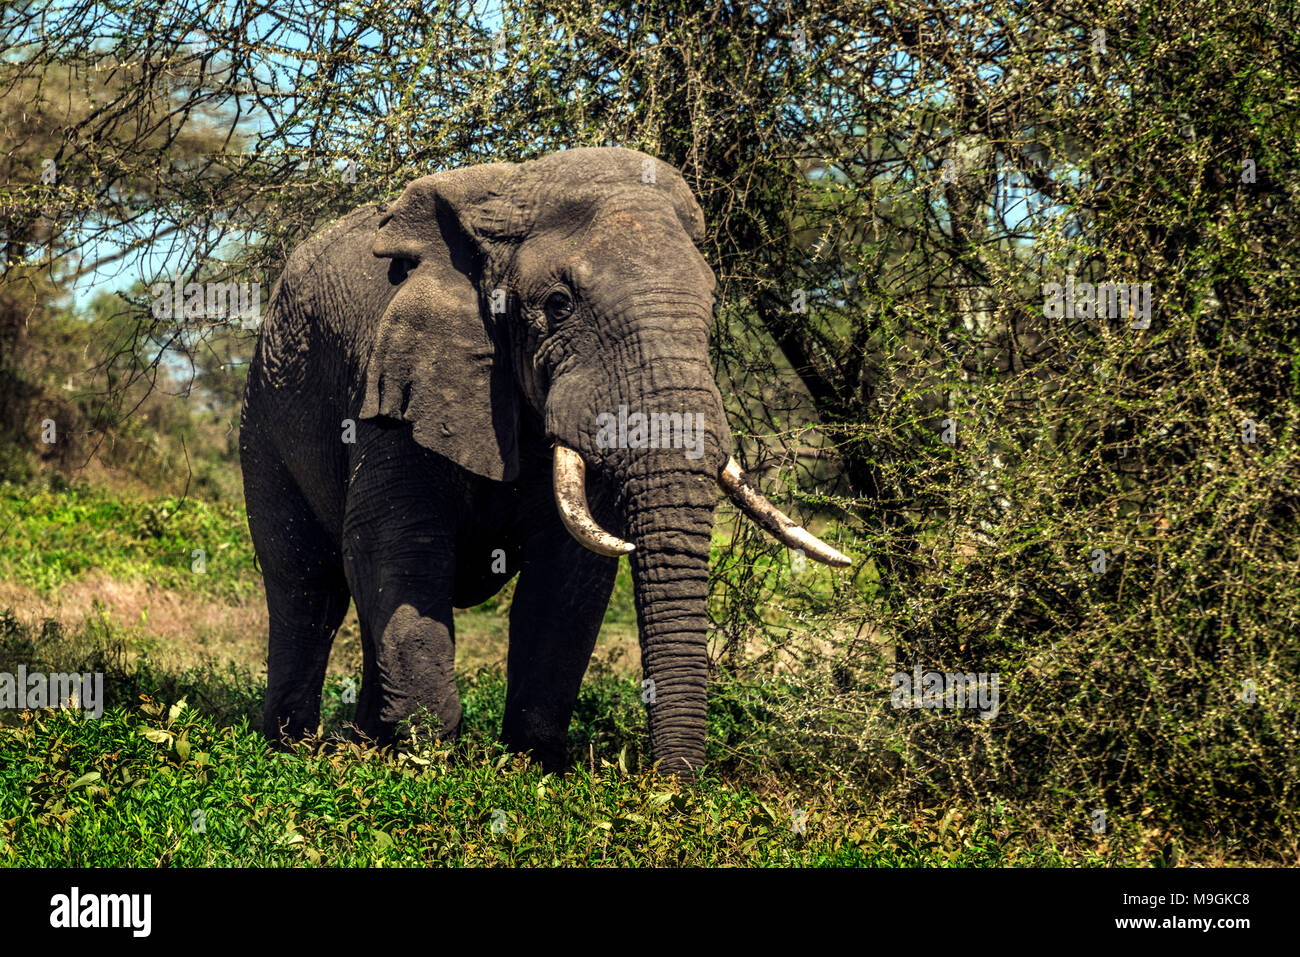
[345, 536, 461, 748]
[502, 518, 619, 770]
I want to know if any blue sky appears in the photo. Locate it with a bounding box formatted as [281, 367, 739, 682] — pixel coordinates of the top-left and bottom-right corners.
[62, 0, 505, 309]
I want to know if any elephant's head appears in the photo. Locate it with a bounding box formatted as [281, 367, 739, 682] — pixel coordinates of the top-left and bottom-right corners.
[364, 147, 849, 774]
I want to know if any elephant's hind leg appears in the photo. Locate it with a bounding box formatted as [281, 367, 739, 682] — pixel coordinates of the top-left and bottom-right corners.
[262, 572, 350, 741]
[245, 447, 350, 743]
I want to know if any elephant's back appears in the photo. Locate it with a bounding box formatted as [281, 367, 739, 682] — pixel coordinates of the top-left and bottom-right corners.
[242, 204, 398, 535]
[256, 206, 393, 377]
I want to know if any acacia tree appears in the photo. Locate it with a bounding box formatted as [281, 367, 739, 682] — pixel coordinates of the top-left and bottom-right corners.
[0, 1, 269, 471]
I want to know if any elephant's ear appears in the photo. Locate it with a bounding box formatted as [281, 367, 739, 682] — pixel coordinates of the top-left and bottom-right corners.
[651, 158, 707, 246]
[363, 165, 521, 482]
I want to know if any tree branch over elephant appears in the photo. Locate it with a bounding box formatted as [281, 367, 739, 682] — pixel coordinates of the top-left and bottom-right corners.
[240, 147, 850, 777]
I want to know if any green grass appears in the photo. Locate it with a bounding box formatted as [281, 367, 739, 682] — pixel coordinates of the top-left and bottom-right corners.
[0, 599, 1132, 867]
[0, 482, 259, 601]
[0, 685, 1106, 867]
[0, 605, 1164, 867]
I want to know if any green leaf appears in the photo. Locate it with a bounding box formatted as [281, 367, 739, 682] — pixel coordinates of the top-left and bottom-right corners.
[69, 772, 101, 789]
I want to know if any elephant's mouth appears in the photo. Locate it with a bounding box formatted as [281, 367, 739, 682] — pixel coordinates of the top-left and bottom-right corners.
[550, 443, 852, 568]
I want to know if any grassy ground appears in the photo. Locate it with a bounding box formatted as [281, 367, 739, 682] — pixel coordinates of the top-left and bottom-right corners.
[0, 687, 1103, 867]
[0, 482, 1251, 866]
[0, 481, 642, 677]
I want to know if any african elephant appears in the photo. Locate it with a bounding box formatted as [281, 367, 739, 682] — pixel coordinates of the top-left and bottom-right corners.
[239, 147, 849, 776]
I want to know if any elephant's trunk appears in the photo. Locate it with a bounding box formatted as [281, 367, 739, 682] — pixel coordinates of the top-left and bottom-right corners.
[620, 458, 717, 776]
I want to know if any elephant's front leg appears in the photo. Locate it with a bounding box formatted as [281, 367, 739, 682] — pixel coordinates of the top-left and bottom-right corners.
[356, 583, 460, 745]
[503, 515, 619, 770]
[342, 466, 463, 748]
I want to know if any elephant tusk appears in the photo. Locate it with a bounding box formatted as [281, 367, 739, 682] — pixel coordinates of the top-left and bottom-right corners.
[717, 456, 852, 567]
[553, 445, 636, 558]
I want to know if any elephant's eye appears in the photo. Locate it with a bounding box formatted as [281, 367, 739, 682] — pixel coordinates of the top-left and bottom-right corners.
[544, 289, 574, 323]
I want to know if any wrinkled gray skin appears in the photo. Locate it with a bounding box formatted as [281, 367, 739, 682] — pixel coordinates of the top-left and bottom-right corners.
[240, 148, 730, 775]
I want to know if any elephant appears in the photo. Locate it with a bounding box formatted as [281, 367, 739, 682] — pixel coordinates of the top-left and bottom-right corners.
[239, 146, 850, 776]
